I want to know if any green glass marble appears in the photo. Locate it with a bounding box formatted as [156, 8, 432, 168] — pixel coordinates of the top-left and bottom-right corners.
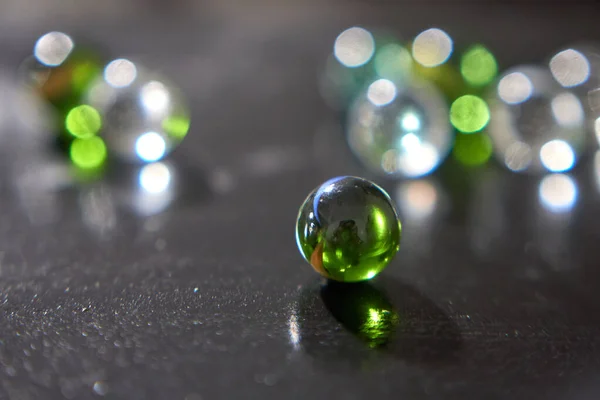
[296, 176, 402, 282]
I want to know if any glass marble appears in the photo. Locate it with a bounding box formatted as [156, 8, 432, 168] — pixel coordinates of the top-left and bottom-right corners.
[85, 59, 191, 163]
[296, 176, 402, 282]
[548, 44, 600, 146]
[20, 32, 103, 115]
[487, 65, 587, 173]
[346, 77, 452, 178]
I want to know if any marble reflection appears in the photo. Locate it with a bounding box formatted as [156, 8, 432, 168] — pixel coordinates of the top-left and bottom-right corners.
[297, 278, 460, 367]
[534, 174, 578, 272]
[132, 162, 176, 216]
[394, 178, 448, 256]
[538, 174, 578, 214]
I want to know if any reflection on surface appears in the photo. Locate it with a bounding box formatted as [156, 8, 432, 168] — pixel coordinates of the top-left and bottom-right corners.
[288, 305, 301, 351]
[595, 151, 600, 192]
[15, 158, 73, 225]
[412, 28, 453, 68]
[321, 281, 399, 348]
[79, 184, 116, 235]
[134, 162, 176, 216]
[297, 277, 460, 367]
[538, 174, 578, 213]
[139, 162, 172, 194]
[333, 27, 375, 68]
[69, 137, 107, 170]
[488, 65, 586, 174]
[452, 132, 493, 166]
[396, 179, 438, 221]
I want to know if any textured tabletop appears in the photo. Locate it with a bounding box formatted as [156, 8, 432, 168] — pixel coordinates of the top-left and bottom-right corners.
[0, 1, 599, 399]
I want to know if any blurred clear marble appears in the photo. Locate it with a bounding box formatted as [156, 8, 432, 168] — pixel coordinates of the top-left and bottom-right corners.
[86, 59, 191, 163]
[487, 65, 587, 174]
[549, 44, 600, 146]
[346, 77, 452, 178]
[319, 27, 412, 109]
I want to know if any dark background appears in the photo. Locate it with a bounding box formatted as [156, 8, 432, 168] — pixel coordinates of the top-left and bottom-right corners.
[0, 1, 600, 399]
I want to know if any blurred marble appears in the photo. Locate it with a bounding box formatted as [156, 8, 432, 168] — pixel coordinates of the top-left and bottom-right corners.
[319, 27, 412, 110]
[19, 31, 104, 116]
[549, 44, 600, 148]
[347, 77, 452, 178]
[487, 65, 587, 174]
[86, 59, 191, 163]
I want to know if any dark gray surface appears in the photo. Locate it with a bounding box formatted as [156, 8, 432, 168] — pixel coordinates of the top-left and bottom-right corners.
[0, 2, 600, 399]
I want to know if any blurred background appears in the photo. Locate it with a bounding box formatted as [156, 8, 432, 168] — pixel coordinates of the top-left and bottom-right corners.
[1, 1, 600, 399]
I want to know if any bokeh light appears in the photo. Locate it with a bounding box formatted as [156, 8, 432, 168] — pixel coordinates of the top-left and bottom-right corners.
[104, 58, 137, 88]
[539, 140, 575, 172]
[504, 141, 533, 172]
[141, 81, 171, 114]
[412, 28, 453, 68]
[135, 131, 167, 162]
[366, 79, 397, 106]
[70, 137, 107, 169]
[162, 116, 191, 139]
[34, 31, 74, 67]
[460, 45, 498, 87]
[139, 162, 172, 194]
[549, 49, 590, 88]
[550, 92, 584, 127]
[497, 72, 533, 104]
[396, 179, 438, 220]
[134, 162, 175, 216]
[333, 27, 375, 68]
[450, 95, 490, 133]
[453, 132, 493, 166]
[538, 174, 577, 213]
[65, 104, 102, 138]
